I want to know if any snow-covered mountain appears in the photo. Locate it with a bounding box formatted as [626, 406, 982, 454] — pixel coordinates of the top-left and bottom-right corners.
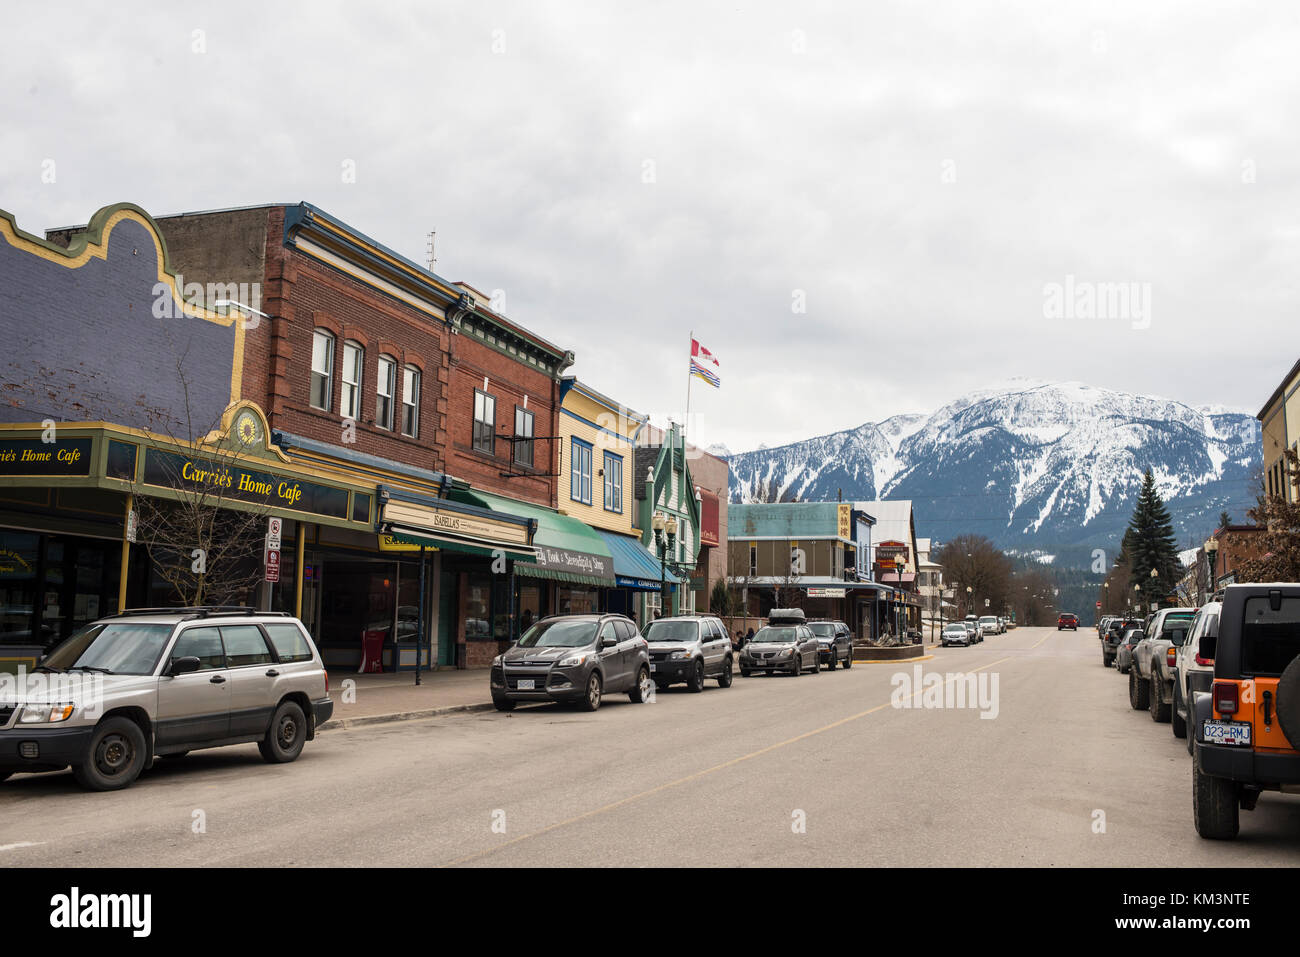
[725, 381, 1260, 565]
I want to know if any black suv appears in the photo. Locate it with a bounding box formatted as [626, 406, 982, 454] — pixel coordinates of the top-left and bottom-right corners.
[809, 620, 854, 670]
[491, 614, 651, 712]
[1190, 584, 1300, 839]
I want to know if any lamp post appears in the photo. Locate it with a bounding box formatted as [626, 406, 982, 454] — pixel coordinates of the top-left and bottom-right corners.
[1149, 567, 1159, 609]
[1204, 537, 1219, 600]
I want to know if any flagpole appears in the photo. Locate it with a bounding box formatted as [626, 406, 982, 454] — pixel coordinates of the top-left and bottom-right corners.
[685, 329, 693, 445]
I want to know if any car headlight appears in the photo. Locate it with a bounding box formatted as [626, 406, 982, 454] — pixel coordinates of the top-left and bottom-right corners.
[669, 651, 693, 660]
[19, 704, 74, 724]
[777, 647, 793, 657]
[557, 653, 589, 668]
[491, 654, 503, 667]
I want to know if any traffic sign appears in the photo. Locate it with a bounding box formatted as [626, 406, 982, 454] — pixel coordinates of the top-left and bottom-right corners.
[267, 517, 283, 550]
[265, 547, 281, 583]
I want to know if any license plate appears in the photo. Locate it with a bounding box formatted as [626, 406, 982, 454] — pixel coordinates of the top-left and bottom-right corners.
[650, 664, 657, 672]
[1203, 720, 1251, 746]
[517, 679, 535, 690]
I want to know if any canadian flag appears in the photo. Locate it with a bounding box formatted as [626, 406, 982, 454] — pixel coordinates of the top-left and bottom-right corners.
[691, 338, 719, 367]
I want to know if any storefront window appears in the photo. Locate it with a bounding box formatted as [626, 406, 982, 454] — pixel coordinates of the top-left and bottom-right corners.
[0, 531, 41, 647]
[465, 573, 492, 639]
[516, 582, 543, 635]
[557, 586, 597, 615]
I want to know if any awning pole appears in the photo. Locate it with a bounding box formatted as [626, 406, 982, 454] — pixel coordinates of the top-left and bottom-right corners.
[415, 545, 426, 686]
[118, 493, 133, 612]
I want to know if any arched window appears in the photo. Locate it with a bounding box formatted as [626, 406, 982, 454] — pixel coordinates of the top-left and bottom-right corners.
[341, 341, 364, 419]
[376, 355, 397, 430]
[310, 330, 335, 411]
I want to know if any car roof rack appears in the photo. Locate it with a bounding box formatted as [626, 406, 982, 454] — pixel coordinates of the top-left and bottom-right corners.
[109, 606, 290, 619]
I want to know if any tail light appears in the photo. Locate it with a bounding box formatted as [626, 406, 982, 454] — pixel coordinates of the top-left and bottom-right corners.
[1213, 680, 1238, 717]
[1166, 648, 1177, 668]
[1195, 652, 1214, 666]
[324, 670, 330, 694]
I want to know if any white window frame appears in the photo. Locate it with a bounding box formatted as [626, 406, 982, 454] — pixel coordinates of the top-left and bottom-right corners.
[310, 330, 335, 411]
[402, 367, 420, 438]
[376, 355, 396, 431]
[341, 340, 363, 420]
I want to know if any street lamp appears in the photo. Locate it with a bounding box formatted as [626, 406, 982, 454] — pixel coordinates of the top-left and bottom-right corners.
[1203, 538, 1219, 600]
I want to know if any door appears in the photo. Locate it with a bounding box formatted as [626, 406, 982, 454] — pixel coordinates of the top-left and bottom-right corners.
[703, 619, 726, 675]
[221, 624, 280, 737]
[597, 619, 625, 690]
[156, 625, 231, 747]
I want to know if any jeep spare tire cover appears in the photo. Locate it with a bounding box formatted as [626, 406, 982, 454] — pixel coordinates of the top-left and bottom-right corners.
[1277, 656, 1300, 750]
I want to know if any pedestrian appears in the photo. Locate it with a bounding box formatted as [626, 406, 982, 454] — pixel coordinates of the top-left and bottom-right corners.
[744, 627, 754, 644]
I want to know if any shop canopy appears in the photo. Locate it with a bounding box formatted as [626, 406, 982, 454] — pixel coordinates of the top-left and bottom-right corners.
[377, 486, 537, 562]
[450, 489, 616, 589]
[597, 530, 683, 591]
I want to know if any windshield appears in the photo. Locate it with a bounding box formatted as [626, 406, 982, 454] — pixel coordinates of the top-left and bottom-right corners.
[944, 626, 966, 634]
[516, 619, 599, 648]
[754, 626, 799, 644]
[42, 621, 174, 675]
[809, 623, 835, 637]
[643, 620, 700, 643]
[980, 617, 997, 625]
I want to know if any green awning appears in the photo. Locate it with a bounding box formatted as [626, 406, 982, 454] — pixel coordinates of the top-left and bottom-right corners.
[450, 489, 616, 584]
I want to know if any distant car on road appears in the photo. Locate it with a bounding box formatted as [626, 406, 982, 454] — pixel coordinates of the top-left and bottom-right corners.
[980, 615, 1001, 636]
[963, 619, 982, 643]
[491, 614, 651, 712]
[1058, 613, 1079, 631]
[1101, 617, 1142, 667]
[1115, 626, 1143, 675]
[809, 620, 854, 670]
[941, 623, 972, 647]
[739, 621, 821, 677]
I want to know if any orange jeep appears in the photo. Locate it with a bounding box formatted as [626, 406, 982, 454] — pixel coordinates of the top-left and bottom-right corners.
[1191, 584, 1300, 839]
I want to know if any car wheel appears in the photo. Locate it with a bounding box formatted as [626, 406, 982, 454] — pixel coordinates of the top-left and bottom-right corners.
[1171, 684, 1187, 739]
[1150, 678, 1170, 723]
[492, 695, 516, 712]
[687, 659, 706, 693]
[259, 700, 307, 763]
[789, 655, 800, 676]
[845, 647, 853, 668]
[740, 666, 752, 678]
[629, 665, 652, 703]
[1103, 652, 1114, 667]
[1128, 669, 1149, 711]
[826, 650, 837, 671]
[717, 658, 733, 688]
[813, 653, 821, 674]
[73, 717, 147, 791]
[578, 672, 603, 712]
[1193, 739, 1240, 840]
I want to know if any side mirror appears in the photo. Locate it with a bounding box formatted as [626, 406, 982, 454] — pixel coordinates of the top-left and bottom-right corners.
[600, 636, 618, 649]
[168, 656, 201, 677]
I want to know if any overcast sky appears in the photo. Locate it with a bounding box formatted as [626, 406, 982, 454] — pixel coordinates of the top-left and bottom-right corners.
[4, 1, 1298, 452]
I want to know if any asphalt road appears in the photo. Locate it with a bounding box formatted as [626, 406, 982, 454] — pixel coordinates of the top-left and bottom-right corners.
[4, 626, 1299, 867]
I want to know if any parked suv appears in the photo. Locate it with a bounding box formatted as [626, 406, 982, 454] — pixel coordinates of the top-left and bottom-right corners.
[0, 607, 333, 791]
[809, 620, 854, 670]
[642, 615, 733, 692]
[1131, 607, 1197, 723]
[1190, 584, 1300, 839]
[1173, 601, 1221, 745]
[492, 614, 651, 712]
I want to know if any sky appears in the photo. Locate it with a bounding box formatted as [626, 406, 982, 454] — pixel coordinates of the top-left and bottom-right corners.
[3, 1, 1298, 454]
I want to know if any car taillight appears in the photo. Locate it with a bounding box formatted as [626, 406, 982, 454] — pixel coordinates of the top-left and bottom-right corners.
[324, 671, 330, 694]
[1213, 681, 1238, 717]
[1195, 653, 1214, 666]
[1166, 648, 1177, 667]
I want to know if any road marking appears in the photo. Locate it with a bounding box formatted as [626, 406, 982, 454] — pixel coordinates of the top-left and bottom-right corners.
[0, 842, 45, 852]
[444, 655, 1014, 866]
[1031, 633, 1051, 649]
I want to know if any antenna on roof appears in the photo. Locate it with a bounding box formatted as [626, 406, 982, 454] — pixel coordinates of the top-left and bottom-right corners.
[426, 231, 436, 270]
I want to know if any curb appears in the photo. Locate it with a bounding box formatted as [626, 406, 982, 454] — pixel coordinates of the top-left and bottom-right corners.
[855, 654, 935, 664]
[319, 701, 496, 731]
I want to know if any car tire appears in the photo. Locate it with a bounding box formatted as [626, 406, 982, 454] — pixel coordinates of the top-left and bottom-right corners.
[845, 646, 853, 668]
[578, 672, 602, 712]
[813, 653, 821, 674]
[789, 656, 800, 677]
[717, 658, 733, 688]
[259, 700, 307, 764]
[740, 666, 752, 678]
[1103, 652, 1114, 667]
[73, 716, 147, 791]
[687, 659, 706, 693]
[1193, 740, 1240, 840]
[1276, 656, 1300, 750]
[1128, 668, 1149, 710]
[493, 695, 516, 712]
[1150, 678, 1170, 723]
[629, 665, 652, 703]
[1171, 684, 1187, 739]
[826, 650, 837, 671]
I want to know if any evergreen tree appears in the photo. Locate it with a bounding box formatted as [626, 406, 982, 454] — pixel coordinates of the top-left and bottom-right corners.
[1219, 510, 1232, 530]
[1125, 470, 1181, 606]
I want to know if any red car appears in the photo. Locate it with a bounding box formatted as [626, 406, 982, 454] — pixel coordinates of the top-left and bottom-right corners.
[1057, 613, 1079, 631]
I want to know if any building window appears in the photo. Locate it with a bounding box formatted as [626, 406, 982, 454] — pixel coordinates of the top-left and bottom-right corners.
[474, 390, 496, 454]
[514, 407, 534, 467]
[376, 355, 396, 430]
[603, 452, 623, 513]
[570, 438, 593, 505]
[749, 544, 757, 576]
[341, 341, 363, 420]
[402, 367, 420, 438]
[310, 330, 334, 411]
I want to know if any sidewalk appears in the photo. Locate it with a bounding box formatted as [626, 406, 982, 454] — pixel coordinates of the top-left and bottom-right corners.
[319, 668, 495, 731]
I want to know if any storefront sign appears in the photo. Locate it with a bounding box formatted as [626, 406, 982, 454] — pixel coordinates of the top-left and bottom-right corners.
[378, 534, 438, 553]
[142, 449, 350, 520]
[0, 438, 93, 477]
[534, 546, 614, 581]
[125, 508, 139, 544]
[382, 499, 530, 547]
[877, 541, 908, 566]
[807, 587, 847, 598]
[837, 503, 851, 540]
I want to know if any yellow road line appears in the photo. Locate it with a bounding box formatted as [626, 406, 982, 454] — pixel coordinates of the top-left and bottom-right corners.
[443, 655, 1014, 866]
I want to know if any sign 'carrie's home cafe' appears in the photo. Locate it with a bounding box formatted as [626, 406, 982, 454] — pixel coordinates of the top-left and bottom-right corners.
[0, 438, 93, 476]
[142, 449, 350, 520]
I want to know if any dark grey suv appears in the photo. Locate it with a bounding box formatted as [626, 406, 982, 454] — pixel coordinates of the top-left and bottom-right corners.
[642, 615, 734, 692]
[809, 620, 853, 670]
[491, 614, 651, 712]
